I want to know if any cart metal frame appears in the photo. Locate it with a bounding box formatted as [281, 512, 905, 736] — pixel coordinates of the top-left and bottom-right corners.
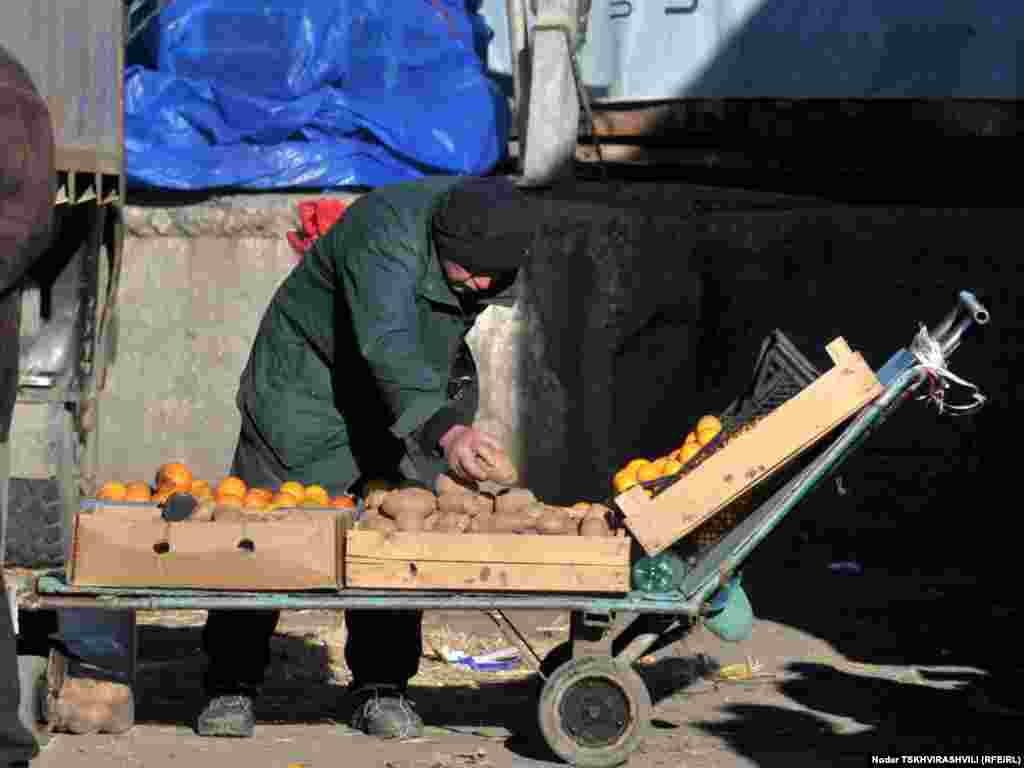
[31, 290, 990, 768]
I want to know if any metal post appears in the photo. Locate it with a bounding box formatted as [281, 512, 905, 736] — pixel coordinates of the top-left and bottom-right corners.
[519, 0, 580, 186]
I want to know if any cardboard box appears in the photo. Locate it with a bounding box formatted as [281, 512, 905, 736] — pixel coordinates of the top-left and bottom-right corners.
[345, 529, 631, 593]
[617, 338, 883, 556]
[68, 502, 351, 591]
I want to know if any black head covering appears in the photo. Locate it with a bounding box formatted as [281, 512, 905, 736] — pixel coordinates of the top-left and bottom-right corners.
[432, 176, 537, 275]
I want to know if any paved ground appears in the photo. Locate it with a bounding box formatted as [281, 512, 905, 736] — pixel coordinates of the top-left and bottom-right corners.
[27, 533, 1024, 768]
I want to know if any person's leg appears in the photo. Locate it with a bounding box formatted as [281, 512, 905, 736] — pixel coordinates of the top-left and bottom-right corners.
[196, 419, 281, 737]
[0, 293, 37, 763]
[344, 609, 424, 739]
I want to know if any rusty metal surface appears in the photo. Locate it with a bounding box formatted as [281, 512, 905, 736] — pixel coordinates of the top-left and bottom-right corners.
[2, 1, 124, 173]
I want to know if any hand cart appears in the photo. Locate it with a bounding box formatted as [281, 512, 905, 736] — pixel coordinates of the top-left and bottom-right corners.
[31, 290, 991, 768]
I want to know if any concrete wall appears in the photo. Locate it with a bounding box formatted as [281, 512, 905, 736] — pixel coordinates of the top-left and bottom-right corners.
[95, 194, 360, 485]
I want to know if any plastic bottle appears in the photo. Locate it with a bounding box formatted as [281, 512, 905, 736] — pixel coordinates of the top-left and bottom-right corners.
[631, 550, 688, 594]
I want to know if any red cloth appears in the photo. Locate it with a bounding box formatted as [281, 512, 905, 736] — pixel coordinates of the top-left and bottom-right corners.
[286, 198, 351, 255]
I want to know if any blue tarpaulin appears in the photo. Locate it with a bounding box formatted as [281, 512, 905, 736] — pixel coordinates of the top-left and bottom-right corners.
[125, 0, 511, 191]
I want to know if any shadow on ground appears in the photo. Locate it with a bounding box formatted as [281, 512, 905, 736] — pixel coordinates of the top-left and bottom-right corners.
[133, 624, 565, 761]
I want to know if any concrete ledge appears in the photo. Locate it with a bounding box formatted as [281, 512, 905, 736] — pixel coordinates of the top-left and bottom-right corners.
[124, 192, 363, 240]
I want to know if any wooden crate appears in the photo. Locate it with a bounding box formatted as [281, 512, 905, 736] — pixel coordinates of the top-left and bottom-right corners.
[617, 338, 883, 556]
[345, 530, 631, 593]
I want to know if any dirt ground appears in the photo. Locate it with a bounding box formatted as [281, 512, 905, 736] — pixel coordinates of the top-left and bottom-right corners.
[28, 529, 1024, 768]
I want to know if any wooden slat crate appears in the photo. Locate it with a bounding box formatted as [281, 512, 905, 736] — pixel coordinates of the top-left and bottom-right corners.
[345, 530, 632, 593]
[616, 338, 883, 556]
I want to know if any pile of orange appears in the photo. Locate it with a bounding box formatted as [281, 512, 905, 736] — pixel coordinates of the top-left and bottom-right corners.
[95, 461, 357, 510]
[612, 414, 723, 496]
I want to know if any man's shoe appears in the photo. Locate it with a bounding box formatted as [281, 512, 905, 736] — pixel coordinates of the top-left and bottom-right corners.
[349, 685, 423, 740]
[196, 694, 255, 737]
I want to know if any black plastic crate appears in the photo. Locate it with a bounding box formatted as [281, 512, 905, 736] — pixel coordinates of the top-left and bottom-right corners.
[646, 330, 822, 498]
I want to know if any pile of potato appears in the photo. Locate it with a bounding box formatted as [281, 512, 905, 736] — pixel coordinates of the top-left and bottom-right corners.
[362, 474, 618, 537]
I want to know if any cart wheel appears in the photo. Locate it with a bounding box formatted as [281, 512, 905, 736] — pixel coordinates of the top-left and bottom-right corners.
[538, 656, 651, 768]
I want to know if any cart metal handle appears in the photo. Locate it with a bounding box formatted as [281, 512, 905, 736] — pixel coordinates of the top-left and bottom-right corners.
[931, 290, 990, 357]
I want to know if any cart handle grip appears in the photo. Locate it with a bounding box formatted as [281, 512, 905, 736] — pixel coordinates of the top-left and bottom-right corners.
[957, 291, 989, 326]
[929, 290, 990, 353]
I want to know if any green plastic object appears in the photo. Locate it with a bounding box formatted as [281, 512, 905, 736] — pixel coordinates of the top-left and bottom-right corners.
[704, 580, 754, 643]
[631, 551, 688, 594]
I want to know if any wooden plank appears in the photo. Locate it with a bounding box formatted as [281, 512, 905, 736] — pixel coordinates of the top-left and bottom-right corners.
[619, 349, 882, 555]
[345, 531, 629, 567]
[826, 337, 854, 364]
[345, 560, 630, 593]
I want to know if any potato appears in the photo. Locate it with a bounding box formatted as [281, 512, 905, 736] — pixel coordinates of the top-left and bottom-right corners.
[435, 473, 478, 496]
[438, 492, 492, 518]
[521, 502, 548, 522]
[536, 507, 573, 535]
[381, 488, 437, 520]
[492, 509, 533, 533]
[422, 513, 439, 532]
[493, 488, 536, 518]
[475, 443, 519, 485]
[365, 513, 398, 533]
[436, 511, 470, 533]
[364, 489, 391, 510]
[579, 516, 612, 537]
[467, 513, 494, 533]
[392, 506, 425, 532]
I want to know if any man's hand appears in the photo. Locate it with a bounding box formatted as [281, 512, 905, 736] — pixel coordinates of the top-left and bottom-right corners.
[438, 425, 501, 482]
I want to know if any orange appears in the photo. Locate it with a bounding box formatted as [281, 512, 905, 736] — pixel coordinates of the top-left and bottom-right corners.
[216, 476, 247, 499]
[624, 458, 650, 473]
[304, 484, 330, 506]
[124, 482, 152, 502]
[684, 432, 699, 447]
[661, 459, 683, 476]
[636, 463, 661, 484]
[243, 488, 274, 507]
[678, 441, 702, 465]
[330, 495, 357, 509]
[243, 492, 270, 510]
[271, 491, 300, 509]
[279, 481, 305, 502]
[158, 462, 193, 490]
[97, 481, 127, 502]
[190, 479, 212, 498]
[612, 468, 638, 494]
[216, 494, 244, 508]
[695, 415, 722, 446]
[668, 449, 682, 461]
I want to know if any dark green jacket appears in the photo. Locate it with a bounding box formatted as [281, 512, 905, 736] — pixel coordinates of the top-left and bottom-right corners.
[239, 176, 483, 488]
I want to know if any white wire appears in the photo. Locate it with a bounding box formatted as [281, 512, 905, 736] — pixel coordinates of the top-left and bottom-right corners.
[909, 323, 987, 416]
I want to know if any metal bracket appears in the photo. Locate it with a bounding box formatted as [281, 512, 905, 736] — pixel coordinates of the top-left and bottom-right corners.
[486, 610, 544, 675]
